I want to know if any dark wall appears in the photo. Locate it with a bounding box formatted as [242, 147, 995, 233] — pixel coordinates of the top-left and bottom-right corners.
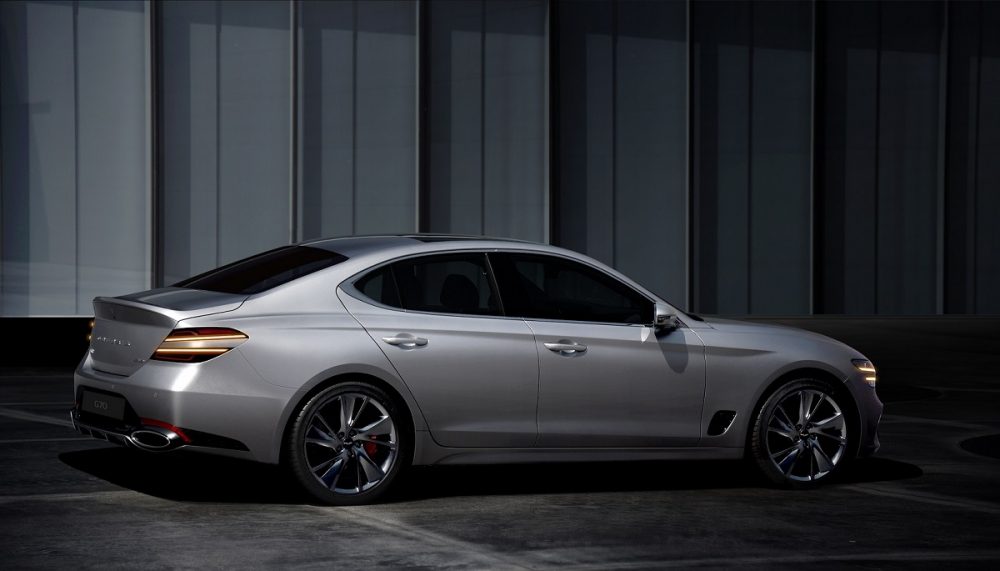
[553, 0, 1000, 315]
[2, 0, 997, 320]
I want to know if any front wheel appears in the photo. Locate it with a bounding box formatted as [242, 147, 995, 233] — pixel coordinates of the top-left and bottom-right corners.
[749, 379, 853, 487]
[285, 382, 409, 505]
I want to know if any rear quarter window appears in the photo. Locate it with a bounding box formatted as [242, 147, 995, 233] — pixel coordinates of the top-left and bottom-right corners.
[352, 253, 501, 316]
[174, 246, 347, 295]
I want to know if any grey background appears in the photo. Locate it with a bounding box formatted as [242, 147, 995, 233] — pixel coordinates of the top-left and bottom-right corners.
[1, 0, 998, 316]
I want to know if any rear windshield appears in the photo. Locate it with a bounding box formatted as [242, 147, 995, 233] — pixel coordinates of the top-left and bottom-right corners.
[174, 246, 348, 295]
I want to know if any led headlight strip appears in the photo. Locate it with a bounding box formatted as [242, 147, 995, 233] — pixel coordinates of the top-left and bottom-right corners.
[852, 359, 877, 387]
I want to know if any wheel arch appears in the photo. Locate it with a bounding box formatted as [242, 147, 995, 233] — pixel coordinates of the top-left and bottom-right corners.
[275, 369, 422, 466]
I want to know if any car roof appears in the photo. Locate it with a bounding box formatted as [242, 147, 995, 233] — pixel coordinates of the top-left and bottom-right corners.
[300, 234, 538, 257]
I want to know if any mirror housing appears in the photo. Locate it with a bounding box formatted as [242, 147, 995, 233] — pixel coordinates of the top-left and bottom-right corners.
[653, 303, 679, 330]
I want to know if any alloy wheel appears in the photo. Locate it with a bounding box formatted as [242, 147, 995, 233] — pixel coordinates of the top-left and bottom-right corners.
[765, 388, 847, 482]
[303, 392, 398, 494]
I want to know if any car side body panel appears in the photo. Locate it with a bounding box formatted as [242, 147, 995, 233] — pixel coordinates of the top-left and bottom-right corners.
[338, 289, 540, 448]
[528, 320, 706, 447]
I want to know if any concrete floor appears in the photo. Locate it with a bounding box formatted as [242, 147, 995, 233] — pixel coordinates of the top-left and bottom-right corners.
[1, 318, 999, 569]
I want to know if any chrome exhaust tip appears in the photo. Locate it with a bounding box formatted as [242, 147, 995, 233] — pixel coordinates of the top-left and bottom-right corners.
[130, 427, 182, 451]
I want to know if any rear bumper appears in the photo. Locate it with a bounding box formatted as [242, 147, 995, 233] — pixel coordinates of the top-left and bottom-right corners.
[73, 349, 296, 463]
[71, 406, 251, 456]
[71, 410, 142, 449]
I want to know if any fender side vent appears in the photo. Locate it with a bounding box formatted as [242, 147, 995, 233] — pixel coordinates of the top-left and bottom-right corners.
[707, 410, 738, 436]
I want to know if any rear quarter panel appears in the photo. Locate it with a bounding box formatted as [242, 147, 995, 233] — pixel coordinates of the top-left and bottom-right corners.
[178, 272, 429, 463]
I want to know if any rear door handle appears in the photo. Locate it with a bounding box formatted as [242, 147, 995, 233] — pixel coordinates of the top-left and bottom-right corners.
[544, 342, 587, 354]
[382, 336, 428, 347]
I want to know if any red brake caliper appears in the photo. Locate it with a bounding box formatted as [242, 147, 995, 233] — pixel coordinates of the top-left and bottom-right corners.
[363, 437, 378, 457]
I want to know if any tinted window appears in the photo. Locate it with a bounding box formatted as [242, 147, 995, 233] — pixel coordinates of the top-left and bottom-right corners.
[365, 253, 499, 316]
[355, 266, 401, 308]
[174, 246, 347, 295]
[491, 253, 652, 324]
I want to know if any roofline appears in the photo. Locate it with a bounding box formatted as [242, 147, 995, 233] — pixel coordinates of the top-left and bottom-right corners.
[299, 233, 536, 246]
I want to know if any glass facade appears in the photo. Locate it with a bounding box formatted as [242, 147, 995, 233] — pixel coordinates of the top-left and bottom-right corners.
[1, 0, 998, 316]
[1, 0, 149, 315]
[555, 0, 688, 303]
[426, 0, 547, 241]
[690, 0, 813, 314]
[160, 0, 292, 284]
[296, 0, 417, 241]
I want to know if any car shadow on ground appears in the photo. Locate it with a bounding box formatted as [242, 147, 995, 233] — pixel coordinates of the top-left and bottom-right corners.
[59, 446, 922, 505]
[392, 456, 923, 502]
[59, 447, 306, 504]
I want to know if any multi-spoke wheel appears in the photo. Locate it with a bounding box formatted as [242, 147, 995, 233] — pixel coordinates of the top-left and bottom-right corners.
[750, 379, 853, 487]
[286, 382, 409, 505]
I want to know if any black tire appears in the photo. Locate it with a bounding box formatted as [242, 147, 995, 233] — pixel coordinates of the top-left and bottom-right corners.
[285, 382, 410, 505]
[749, 378, 854, 488]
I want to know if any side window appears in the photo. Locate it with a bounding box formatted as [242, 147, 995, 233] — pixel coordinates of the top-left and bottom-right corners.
[355, 253, 500, 316]
[355, 266, 402, 308]
[394, 254, 500, 315]
[491, 253, 653, 324]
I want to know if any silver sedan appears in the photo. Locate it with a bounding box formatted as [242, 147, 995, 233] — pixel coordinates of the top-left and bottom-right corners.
[73, 235, 882, 505]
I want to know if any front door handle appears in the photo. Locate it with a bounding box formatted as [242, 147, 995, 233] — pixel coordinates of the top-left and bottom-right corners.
[382, 336, 428, 348]
[544, 341, 587, 354]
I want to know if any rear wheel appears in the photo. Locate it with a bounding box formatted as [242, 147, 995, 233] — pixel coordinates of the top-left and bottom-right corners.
[286, 382, 409, 505]
[750, 379, 852, 488]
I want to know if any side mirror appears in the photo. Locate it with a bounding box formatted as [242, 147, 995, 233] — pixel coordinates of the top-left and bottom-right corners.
[653, 303, 679, 330]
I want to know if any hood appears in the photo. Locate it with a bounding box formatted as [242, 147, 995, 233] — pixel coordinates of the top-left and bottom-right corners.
[698, 316, 855, 350]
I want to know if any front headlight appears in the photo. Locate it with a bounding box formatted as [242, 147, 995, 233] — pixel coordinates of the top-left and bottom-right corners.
[852, 359, 877, 387]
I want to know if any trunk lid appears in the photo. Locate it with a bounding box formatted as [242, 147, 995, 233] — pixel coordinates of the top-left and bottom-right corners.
[89, 288, 246, 376]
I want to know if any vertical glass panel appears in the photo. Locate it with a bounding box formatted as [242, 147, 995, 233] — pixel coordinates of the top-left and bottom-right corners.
[161, 0, 290, 284]
[748, 0, 812, 314]
[555, 0, 613, 264]
[427, 0, 546, 242]
[218, 1, 290, 263]
[876, 0, 942, 314]
[555, 0, 686, 304]
[1, 0, 76, 315]
[353, 0, 416, 234]
[482, 0, 546, 242]
[160, 0, 218, 284]
[692, 1, 751, 314]
[427, 0, 483, 235]
[976, 1, 1000, 313]
[298, 0, 415, 239]
[299, 0, 354, 240]
[615, 0, 687, 304]
[816, 0, 878, 314]
[693, 0, 811, 314]
[943, 0, 980, 313]
[1, 0, 148, 316]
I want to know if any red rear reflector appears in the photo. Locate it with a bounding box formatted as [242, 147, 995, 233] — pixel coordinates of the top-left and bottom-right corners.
[139, 417, 192, 443]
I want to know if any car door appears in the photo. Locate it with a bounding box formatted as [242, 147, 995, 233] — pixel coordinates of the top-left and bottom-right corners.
[490, 252, 706, 447]
[338, 252, 538, 448]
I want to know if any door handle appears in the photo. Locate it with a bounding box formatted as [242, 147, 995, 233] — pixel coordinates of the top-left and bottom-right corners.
[382, 336, 428, 347]
[544, 342, 587, 354]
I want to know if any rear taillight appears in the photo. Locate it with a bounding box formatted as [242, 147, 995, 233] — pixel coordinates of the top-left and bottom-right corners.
[151, 327, 248, 363]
